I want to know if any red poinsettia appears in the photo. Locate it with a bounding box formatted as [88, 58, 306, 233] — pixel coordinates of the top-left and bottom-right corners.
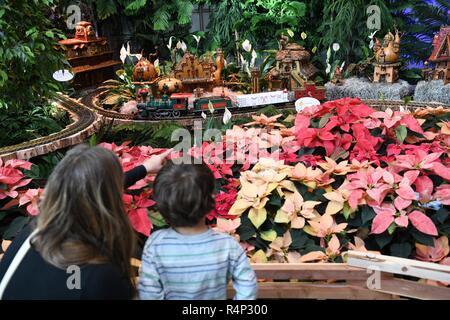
[123, 189, 156, 236]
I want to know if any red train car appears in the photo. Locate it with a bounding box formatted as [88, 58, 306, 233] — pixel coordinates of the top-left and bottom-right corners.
[294, 83, 326, 101]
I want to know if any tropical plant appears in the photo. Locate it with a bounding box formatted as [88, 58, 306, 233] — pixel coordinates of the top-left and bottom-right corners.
[0, 0, 69, 147]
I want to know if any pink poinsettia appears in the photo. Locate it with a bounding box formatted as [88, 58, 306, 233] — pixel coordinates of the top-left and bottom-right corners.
[0, 159, 33, 201]
[18, 188, 44, 216]
[371, 203, 438, 236]
[415, 236, 449, 262]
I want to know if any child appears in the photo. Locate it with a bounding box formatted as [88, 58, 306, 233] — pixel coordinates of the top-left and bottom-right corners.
[138, 160, 257, 300]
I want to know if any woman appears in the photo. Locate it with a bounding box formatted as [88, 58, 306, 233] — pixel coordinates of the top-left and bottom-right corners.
[0, 144, 171, 299]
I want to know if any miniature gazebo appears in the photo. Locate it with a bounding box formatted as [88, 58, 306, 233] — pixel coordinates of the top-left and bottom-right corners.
[266, 36, 318, 91]
[424, 26, 450, 84]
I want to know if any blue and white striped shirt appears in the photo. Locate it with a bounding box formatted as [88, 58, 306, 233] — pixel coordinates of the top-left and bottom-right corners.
[138, 228, 257, 300]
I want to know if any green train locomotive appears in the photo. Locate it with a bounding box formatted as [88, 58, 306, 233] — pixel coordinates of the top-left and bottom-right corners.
[136, 93, 232, 119]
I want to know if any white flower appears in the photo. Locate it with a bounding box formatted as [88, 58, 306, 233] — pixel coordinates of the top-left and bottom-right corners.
[154, 59, 159, 68]
[120, 44, 128, 64]
[223, 107, 232, 125]
[250, 49, 257, 68]
[301, 32, 307, 40]
[201, 111, 207, 120]
[180, 41, 187, 52]
[192, 34, 201, 44]
[287, 29, 294, 37]
[326, 63, 332, 74]
[242, 39, 252, 52]
[332, 43, 340, 52]
[167, 36, 175, 50]
[326, 47, 331, 62]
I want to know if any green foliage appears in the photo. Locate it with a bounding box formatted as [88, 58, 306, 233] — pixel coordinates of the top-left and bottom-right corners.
[102, 122, 184, 148]
[91, 0, 194, 51]
[0, 0, 69, 146]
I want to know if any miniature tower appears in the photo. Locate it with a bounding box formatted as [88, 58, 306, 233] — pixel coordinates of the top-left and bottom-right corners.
[251, 68, 260, 93]
[372, 30, 402, 84]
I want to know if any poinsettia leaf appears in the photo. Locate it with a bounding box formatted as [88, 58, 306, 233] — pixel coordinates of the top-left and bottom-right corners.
[361, 205, 376, 225]
[260, 230, 277, 242]
[371, 212, 394, 234]
[251, 249, 267, 263]
[410, 228, 435, 246]
[390, 242, 412, 258]
[289, 229, 311, 250]
[236, 214, 256, 241]
[395, 125, 407, 143]
[2, 216, 29, 239]
[374, 232, 393, 249]
[409, 210, 438, 236]
[431, 208, 449, 225]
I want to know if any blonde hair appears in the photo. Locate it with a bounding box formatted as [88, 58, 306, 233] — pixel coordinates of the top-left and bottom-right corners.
[32, 145, 136, 291]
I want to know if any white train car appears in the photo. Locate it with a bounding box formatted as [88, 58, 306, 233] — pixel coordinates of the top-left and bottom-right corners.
[235, 90, 294, 108]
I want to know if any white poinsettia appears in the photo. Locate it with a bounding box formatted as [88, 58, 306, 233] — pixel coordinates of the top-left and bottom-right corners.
[223, 107, 232, 125]
[242, 39, 252, 52]
[332, 43, 340, 52]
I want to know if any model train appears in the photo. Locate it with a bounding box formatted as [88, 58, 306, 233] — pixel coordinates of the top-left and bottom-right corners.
[136, 83, 326, 119]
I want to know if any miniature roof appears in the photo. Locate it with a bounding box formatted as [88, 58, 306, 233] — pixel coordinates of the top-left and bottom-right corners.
[170, 93, 192, 99]
[428, 26, 450, 62]
[276, 43, 311, 62]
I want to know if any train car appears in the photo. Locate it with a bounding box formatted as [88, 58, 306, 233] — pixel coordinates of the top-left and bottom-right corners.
[193, 96, 233, 113]
[235, 90, 293, 108]
[137, 93, 191, 119]
[293, 83, 326, 101]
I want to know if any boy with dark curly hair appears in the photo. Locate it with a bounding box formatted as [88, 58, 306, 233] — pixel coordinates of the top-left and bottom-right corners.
[138, 160, 257, 300]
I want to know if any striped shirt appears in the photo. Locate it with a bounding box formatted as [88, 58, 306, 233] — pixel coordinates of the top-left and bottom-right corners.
[138, 228, 257, 300]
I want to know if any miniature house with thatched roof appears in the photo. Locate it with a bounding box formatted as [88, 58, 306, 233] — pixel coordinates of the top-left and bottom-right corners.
[266, 36, 318, 91]
[424, 26, 450, 84]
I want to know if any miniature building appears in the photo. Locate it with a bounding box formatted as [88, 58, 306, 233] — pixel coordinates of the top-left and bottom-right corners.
[58, 21, 121, 88]
[173, 52, 215, 92]
[424, 26, 450, 84]
[372, 30, 401, 84]
[266, 37, 318, 91]
[251, 68, 260, 93]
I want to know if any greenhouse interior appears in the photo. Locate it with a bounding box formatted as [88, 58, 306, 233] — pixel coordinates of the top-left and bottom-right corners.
[0, 0, 450, 303]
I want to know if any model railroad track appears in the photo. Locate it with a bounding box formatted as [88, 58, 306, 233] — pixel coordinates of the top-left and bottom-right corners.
[1, 87, 448, 161]
[82, 88, 299, 126]
[0, 95, 99, 160]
